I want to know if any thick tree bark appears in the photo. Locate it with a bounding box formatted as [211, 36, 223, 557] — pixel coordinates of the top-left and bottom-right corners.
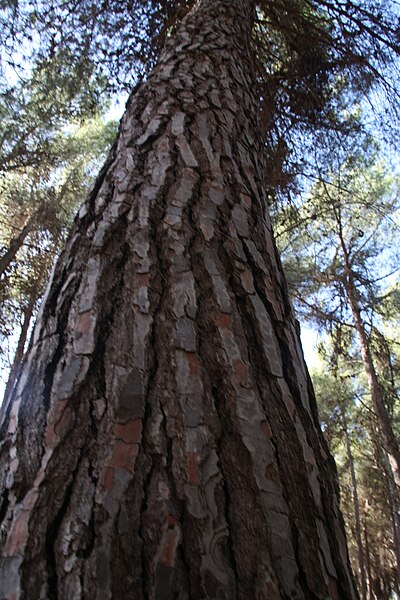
[0, 1, 357, 598]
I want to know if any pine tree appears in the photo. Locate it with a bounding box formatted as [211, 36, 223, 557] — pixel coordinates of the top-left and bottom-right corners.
[0, 0, 399, 597]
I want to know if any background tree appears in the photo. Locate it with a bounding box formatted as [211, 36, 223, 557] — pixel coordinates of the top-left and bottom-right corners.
[275, 145, 400, 598]
[275, 147, 400, 482]
[0, 41, 117, 387]
[313, 360, 400, 599]
[0, 46, 107, 175]
[313, 367, 368, 598]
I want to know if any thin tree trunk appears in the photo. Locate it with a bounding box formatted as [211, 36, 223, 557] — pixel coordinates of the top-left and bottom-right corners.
[0, 1, 357, 598]
[386, 473, 400, 594]
[341, 407, 367, 600]
[367, 427, 400, 597]
[346, 280, 400, 489]
[363, 515, 374, 600]
[375, 441, 400, 595]
[337, 214, 400, 490]
[0, 205, 43, 279]
[0, 294, 35, 419]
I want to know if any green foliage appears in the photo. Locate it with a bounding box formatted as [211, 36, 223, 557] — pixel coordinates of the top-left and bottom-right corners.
[0, 113, 117, 368]
[0, 18, 118, 372]
[0, 46, 109, 175]
[276, 140, 400, 440]
[275, 145, 400, 336]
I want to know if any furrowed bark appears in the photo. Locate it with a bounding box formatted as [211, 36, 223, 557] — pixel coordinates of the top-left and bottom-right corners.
[0, 1, 357, 598]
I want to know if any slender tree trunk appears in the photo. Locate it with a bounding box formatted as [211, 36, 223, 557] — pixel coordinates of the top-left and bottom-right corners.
[386, 473, 400, 594]
[363, 516, 374, 600]
[341, 408, 367, 600]
[375, 441, 400, 594]
[0, 293, 36, 421]
[0, 205, 43, 279]
[368, 428, 400, 597]
[0, 1, 357, 598]
[346, 279, 400, 489]
[4, 296, 35, 387]
[337, 217, 400, 490]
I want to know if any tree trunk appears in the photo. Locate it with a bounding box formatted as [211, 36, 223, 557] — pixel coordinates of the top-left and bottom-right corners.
[0, 205, 43, 280]
[0, 292, 36, 433]
[2, 294, 35, 399]
[341, 407, 367, 600]
[337, 212, 400, 490]
[0, 1, 357, 598]
[386, 472, 400, 594]
[363, 515, 374, 600]
[344, 274, 400, 489]
[375, 440, 400, 594]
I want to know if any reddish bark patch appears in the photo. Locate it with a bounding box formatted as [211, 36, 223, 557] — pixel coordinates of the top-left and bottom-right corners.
[76, 310, 93, 334]
[44, 399, 70, 447]
[328, 576, 341, 600]
[233, 358, 247, 382]
[109, 441, 139, 472]
[23, 489, 39, 511]
[200, 220, 214, 241]
[44, 425, 56, 448]
[284, 397, 296, 419]
[115, 419, 142, 444]
[136, 273, 150, 286]
[7, 400, 20, 434]
[320, 448, 329, 461]
[54, 406, 74, 438]
[9, 457, 19, 475]
[217, 312, 232, 329]
[240, 193, 252, 208]
[187, 452, 201, 486]
[159, 527, 180, 568]
[240, 268, 255, 294]
[306, 461, 315, 473]
[103, 467, 114, 491]
[167, 514, 178, 527]
[265, 463, 280, 482]
[186, 352, 200, 375]
[263, 581, 281, 600]
[261, 420, 272, 437]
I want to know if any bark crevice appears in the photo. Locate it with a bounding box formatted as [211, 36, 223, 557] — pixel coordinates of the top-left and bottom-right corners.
[44, 448, 85, 600]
